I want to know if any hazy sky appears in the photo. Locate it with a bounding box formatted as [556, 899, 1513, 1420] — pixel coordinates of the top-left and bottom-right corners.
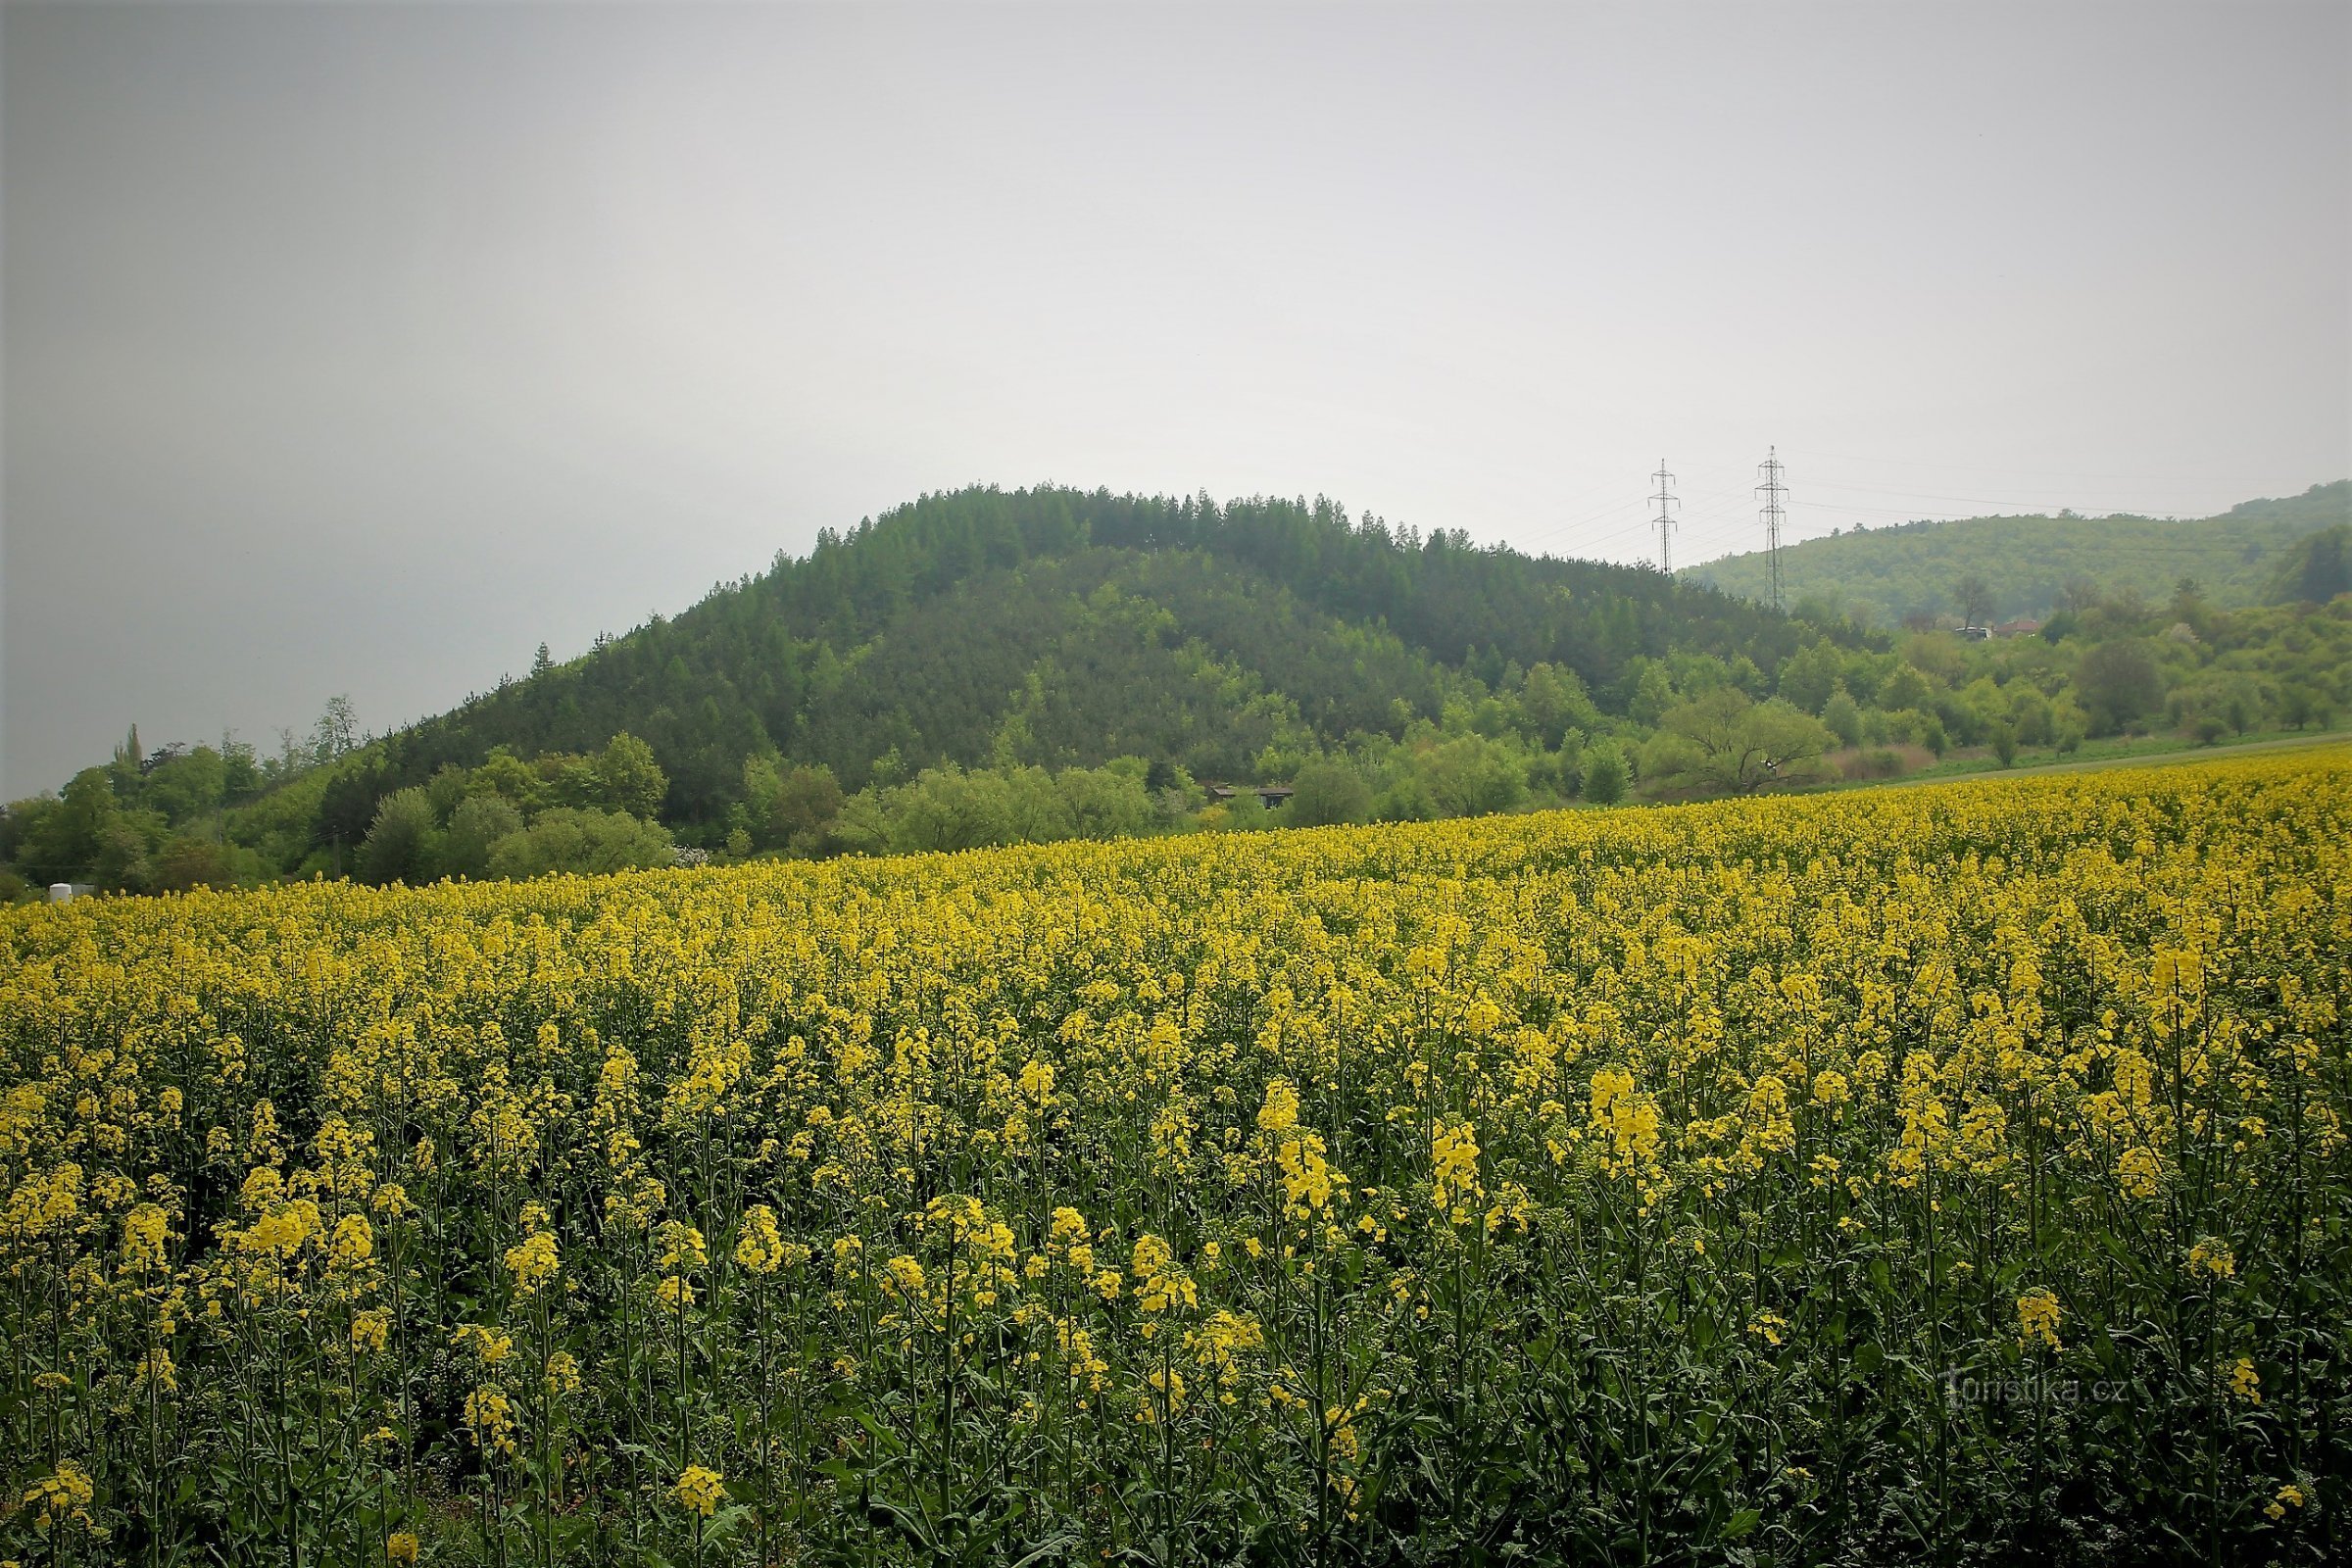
[4, 2, 2346, 797]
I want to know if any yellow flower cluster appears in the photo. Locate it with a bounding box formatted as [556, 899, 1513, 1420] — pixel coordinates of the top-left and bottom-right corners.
[1131, 1234, 1197, 1316]
[672, 1463, 725, 1518]
[462, 1386, 517, 1457]
[1430, 1118, 1483, 1224]
[22, 1461, 93, 1534]
[2185, 1239, 2234, 1280]
[2017, 1288, 2063, 1351]
[734, 1203, 787, 1274]
[503, 1229, 559, 1297]
[0, 749, 2341, 1560]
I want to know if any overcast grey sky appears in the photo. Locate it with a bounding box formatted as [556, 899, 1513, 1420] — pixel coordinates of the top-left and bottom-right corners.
[4, 1, 2345, 798]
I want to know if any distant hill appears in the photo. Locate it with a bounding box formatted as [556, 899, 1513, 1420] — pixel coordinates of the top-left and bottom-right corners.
[1688, 481, 2349, 626]
[304, 486, 1815, 841]
[17, 479, 2351, 897]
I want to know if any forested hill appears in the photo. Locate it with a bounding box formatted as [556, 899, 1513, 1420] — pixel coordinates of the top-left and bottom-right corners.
[1688, 480, 2349, 626]
[313, 486, 1811, 840]
[16, 480, 2351, 895]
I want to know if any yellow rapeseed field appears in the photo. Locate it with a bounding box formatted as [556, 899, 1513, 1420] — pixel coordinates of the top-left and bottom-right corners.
[2, 751, 2345, 1565]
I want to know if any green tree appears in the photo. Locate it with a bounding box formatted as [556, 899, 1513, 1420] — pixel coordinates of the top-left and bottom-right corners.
[2224, 687, 2255, 736]
[15, 769, 121, 885]
[885, 765, 1022, 853]
[1579, 743, 1629, 807]
[1372, 772, 1439, 822]
[90, 815, 161, 893]
[359, 788, 440, 885]
[826, 793, 893, 856]
[1628, 662, 1678, 727]
[425, 764, 472, 823]
[2076, 639, 2164, 734]
[153, 834, 237, 892]
[2277, 683, 2330, 730]
[1286, 760, 1374, 827]
[142, 746, 229, 824]
[312, 695, 359, 764]
[2269, 524, 2349, 604]
[2008, 687, 2055, 746]
[471, 748, 548, 814]
[768, 763, 846, 853]
[1408, 734, 1527, 817]
[1001, 765, 1081, 843]
[2169, 576, 2210, 634]
[1954, 572, 1995, 629]
[1775, 641, 1846, 713]
[11, 769, 167, 888]
[111, 724, 144, 795]
[441, 795, 524, 879]
[220, 735, 264, 797]
[1878, 662, 1934, 712]
[1054, 765, 1157, 840]
[1516, 662, 1601, 747]
[1925, 712, 1949, 756]
[594, 733, 669, 819]
[1821, 688, 1863, 749]
[486, 808, 674, 877]
[1641, 691, 1836, 797]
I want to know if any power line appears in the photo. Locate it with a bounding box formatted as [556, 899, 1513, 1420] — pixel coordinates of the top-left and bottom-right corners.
[1532, 449, 2258, 568]
[1651, 460, 1678, 573]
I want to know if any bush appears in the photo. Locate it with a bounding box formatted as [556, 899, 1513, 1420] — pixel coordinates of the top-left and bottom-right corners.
[1372, 774, 1439, 823]
[486, 808, 674, 878]
[1641, 692, 1837, 797]
[1580, 744, 1629, 806]
[2077, 639, 2164, 735]
[1405, 734, 1528, 816]
[1822, 689, 1864, 749]
[746, 760, 845, 854]
[1054, 766, 1158, 840]
[1285, 760, 1373, 827]
[441, 795, 524, 879]
[358, 789, 439, 886]
[153, 835, 237, 892]
[2278, 684, 2331, 730]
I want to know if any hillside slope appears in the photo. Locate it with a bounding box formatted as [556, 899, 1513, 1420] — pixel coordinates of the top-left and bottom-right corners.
[305, 486, 1816, 841]
[1688, 480, 2348, 625]
[15, 480, 2344, 896]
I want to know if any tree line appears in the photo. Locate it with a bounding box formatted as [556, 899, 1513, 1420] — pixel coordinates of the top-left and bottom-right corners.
[3, 486, 2345, 895]
[1690, 480, 2347, 627]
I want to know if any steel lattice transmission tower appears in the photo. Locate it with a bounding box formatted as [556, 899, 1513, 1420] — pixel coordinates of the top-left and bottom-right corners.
[1651, 460, 1678, 573]
[1757, 446, 1788, 610]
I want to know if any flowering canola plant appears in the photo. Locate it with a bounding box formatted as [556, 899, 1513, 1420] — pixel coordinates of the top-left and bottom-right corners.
[0, 751, 2345, 1564]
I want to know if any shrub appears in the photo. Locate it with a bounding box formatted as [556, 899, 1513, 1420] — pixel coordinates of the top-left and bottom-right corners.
[485, 807, 674, 877]
[1580, 743, 1629, 806]
[1843, 748, 1907, 781]
[357, 788, 438, 886]
[1285, 760, 1374, 827]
